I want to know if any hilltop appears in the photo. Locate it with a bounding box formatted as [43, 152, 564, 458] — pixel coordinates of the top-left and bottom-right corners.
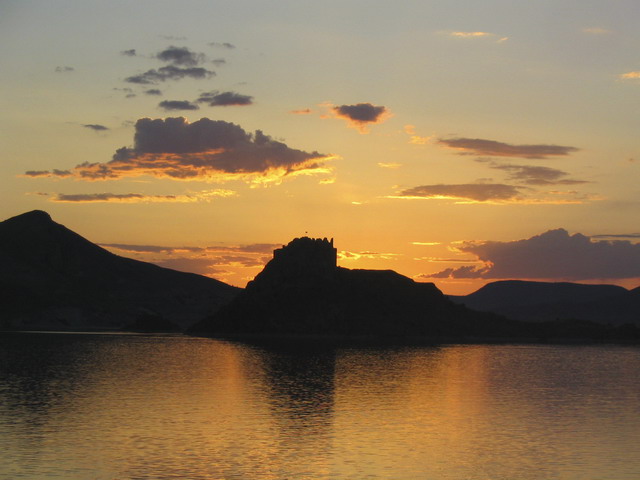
[0, 210, 239, 331]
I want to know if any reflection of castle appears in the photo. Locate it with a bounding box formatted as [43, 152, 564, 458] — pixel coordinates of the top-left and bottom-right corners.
[272, 237, 337, 270]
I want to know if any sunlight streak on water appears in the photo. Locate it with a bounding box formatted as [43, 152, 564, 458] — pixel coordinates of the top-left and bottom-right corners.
[0, 333, 639, 479]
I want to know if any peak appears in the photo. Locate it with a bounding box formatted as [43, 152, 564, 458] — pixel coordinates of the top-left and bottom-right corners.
[6, 210, 53, 224]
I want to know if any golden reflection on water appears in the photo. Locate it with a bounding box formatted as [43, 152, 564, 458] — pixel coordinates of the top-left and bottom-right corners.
[1, 334, 640, 479]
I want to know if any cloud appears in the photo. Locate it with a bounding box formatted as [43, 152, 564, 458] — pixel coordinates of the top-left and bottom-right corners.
[290, 108, 312, 115]
[152, 258, 226, 275]
[209, 42, 235, 49]
[480, 161, 588, 185]
[55, 66, 74, 73]
[392, 183, 522, 202]
[82, 124, 109, 132]
[196, 91, 253, 106]
[121, 49, 137, 56]
[447, 31, 509, 42]
[156, 46, 204, 66]
[425, 228, 640, 281]
[583, 27, 610, 35]
[47, 189, 236, 203]
[404, 124, 432, 145]
[102, 242, 278, 255]
[159, 100, 199, 111]
[331, 103, 391, 133]
[620, 71, 640, 80]
[28, 117, 333, 184]
[145, 89, 162, 96]
[591, 233, 640, 240]
[100, 241, 277, 279]
[125, 66, 215, 84]
[378, 162, 402, 169]
[24, 169, 72, 178]
[438, 137, 579, 159]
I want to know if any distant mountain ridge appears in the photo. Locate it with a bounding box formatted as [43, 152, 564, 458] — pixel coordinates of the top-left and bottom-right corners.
[0, 210, 239, 331]
[449, 280, 639, 325]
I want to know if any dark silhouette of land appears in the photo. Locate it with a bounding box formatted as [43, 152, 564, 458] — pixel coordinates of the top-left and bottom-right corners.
[189, 237, 640, 343]
[0, 210, 239, 331]
[2, 211, 638, 342]
[449, 280, 640, 325]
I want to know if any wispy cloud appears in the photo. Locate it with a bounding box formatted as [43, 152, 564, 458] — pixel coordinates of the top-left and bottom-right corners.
[477, 160, 588, 185]
[196, 91, 253, 107]
[209, 42, 236, 49]
[158, 100, 199, 111]
[378, 162, 402, 169]
[125, 65, 216, 84]
[46, 189, 236, 203]
[404, 125, 432, 145]
[390, 183, 522, 203]
[446, 31, 508, 42]
[388, 183, 596, 205]
[439, 137, 579, 159]
[82, 124, 109, 132]
[120, 49, 137, 56]
[55, 66, 74, 73]
[582, 27, 610, 35]
[620, 71, 640, 80]
[290, 108, 313, 115]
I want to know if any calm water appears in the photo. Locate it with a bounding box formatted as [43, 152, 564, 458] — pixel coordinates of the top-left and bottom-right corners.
[1, 333, 639, 479]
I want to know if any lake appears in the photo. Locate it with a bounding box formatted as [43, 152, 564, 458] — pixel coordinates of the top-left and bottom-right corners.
[1, 333, 639, 479]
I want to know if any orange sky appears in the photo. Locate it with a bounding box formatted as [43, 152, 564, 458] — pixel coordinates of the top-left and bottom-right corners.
[2, 1, 639, 294]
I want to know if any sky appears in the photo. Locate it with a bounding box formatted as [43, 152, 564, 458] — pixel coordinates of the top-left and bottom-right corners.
[1, 0, 639, 294]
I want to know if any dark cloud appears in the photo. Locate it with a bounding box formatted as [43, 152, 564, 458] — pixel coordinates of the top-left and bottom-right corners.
[125, 65, 215, 84]
[209, 42, 236, 49]
[50, 193, 193, 203]
[121, 49, 136, 56]
[196, 90, 253, 106]
[161, 35, 187, 41]
[28, 117, 332, 184]
[100, 243, 200, 253]
[212, 59, 226, 66]
[591, 233, 640, 240]
[82, 124, 109, 131]
[145, 89, 163, 96]
[55, 66, 74, 73]
[156, 46, 204, 66]
[479, 161, 588, 185]
[439, 137, 579, 159]
[395, 183, 522, 202]
[158, 100, 199, 111]
[332, 103, 390, 132]
[426, 229, 640, 280]
[23, 169, 72, 178]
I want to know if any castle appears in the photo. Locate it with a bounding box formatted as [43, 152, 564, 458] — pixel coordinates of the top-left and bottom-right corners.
[273, 236, 337, 267]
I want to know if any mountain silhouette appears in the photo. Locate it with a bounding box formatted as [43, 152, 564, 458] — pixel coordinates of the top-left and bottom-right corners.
[190, 237, 526, 340]
[449, 280, 640, 325]
[0, 210, 239, 331]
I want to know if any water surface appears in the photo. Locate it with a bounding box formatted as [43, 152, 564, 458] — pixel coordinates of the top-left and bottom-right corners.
[1, 333, 639, 479]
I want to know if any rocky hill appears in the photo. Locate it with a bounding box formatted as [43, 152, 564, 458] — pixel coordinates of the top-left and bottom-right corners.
[190, 237, 524, 339]
[0, 210, 239, 331]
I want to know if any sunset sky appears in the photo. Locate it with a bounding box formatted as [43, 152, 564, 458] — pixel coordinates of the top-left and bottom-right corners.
[2, 0, 639, 294]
